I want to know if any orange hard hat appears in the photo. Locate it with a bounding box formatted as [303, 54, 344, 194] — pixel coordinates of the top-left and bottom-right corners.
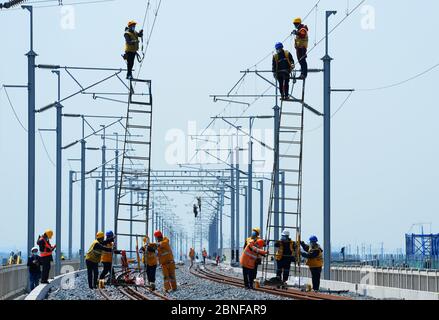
[128, 20, 137, 27]
[154, 230, 163, 238]
[256, 239, 265, 247]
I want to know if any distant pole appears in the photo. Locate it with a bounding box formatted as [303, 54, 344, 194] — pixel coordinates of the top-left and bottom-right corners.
[54, 70, 62, 276]
[129, 180, 133, 258]
[95, 180, 100, 235]
[259, 180, 263, 239]
[68, 171, 74, 259]
[273, 91, 280, 242]
[23, 5, 37, 262]
[235, 130, 240, 262]
[101, 126, 106, 232]
[281, 171, 285, 230]
[80, 117, 86, 269]
[248, 118, 253, 237]
[244, 186, 248, 239]
[113, 132, 119, 232]
[151, 200, 154, 239]
[230, 151, 235, 263]
[323, 10, 337, 280]
[220, 187, 224, 257]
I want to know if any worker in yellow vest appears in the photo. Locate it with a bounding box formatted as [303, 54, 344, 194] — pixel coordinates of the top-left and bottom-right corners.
[300, 235, 323, 291]
[272, 42, 295, 100]
[99, 231, 121, 283]
[274, 230, 297, 285]
[153, 230, 177, 292]
[140, 236, 159, 290]
[124, 20, 144, 79]
[292, 17, 309, 79]
[85, 232, 113, 289]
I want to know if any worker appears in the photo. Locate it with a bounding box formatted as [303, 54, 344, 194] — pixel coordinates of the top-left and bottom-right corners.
[85, 231, 113, 289]
[153, 230, 177, 292]
[240, 239, 268, 289]
[292, 17, 309, 79]
[27, 247, 41, 290]
[202, 248, 207, 265]
[243, 227, 262, 283]
[274, 230, 296, 286]
[272, 42, 294, 100]
[37, 229, 56, 284]
[99, 231, 120, 283]
[124, 20, 144, 80]
[300, 235, 323, 291]
[189, 247, 195, 268]
[145, 242, 158, 290]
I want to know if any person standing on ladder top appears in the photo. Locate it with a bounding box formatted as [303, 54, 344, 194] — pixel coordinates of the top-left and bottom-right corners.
[272, 42, 294, 100]
[124, 20, 144, 80]
[300, 235, 323, 291]
[243, 227, 262, 283]
[153, 230, 177, 292]
[274, 230, 297, 287]
[37, 229, 56, 284]
[240, 239, 268, 289]
[292, 17, 309, 79]
[85, 231, 113, 289]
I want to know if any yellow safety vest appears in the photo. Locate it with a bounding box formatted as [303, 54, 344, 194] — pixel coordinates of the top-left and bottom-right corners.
[100, 243, 113, 263]
[275, 240, 295, 261]
[274, 50, 293, 71]
[86, 240, 105, 263]
[294, 26, 309, 49]
[306, 244, 323, 268]
[125, 31, 139, 53]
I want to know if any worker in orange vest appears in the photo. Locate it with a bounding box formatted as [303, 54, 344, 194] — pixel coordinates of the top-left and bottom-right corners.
[140, 236, 159, 290]
[99, 231, 121, 283]
[36, 229, 56, 284]
[240, 239, 268, 289]
[189, 248, 195, 268]
[202, 248, 208, 265]
[152, 230, 177, 292]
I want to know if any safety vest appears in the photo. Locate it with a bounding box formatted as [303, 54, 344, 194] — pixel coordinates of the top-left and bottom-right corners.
[125, 31, 139, 53]
[86, 240, 105, 263]
[274, 50, 293, 72]
[294, 24, 309, 49]
[202, 250, 207, 258]
[145, 244, 158, 266]
[100, 242, 113, 263]
[189, 249, 195, 259]
[38, 236, 53, 258]
[240, 242, 266, 269]
[156, 237, 174, 265]
[305, 244, 323, 268]
[275, 240, 295, 261]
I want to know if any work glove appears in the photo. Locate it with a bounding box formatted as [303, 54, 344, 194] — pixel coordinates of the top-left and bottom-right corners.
[291, 30, 297, 35]
[138, 29, 144, 37]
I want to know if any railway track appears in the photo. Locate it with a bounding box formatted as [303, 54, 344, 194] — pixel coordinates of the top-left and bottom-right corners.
[98, 268, 171, 300]
[190, 265, 350, 301]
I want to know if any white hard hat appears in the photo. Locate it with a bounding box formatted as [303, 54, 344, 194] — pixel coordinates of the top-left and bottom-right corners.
[281, 230, 290, 237]
[31, 246, 39, 252]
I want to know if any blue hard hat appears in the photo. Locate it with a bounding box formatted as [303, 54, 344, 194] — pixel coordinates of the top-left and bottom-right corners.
[275, 42, 283, 50]
[309, 235, 318, 243]
[106, 231, 114, 238]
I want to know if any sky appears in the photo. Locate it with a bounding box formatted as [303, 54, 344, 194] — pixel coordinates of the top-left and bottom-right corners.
[0, 0, 438, 256]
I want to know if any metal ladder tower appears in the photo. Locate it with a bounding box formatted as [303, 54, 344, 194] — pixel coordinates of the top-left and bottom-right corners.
[115, 78, 153, 257]
[263, 77, 306, 279]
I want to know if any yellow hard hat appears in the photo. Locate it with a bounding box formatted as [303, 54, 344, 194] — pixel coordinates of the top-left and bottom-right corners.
[96, 231, 105, 239]
[128, 20, 137, 27]
[293, 17, 302, 24]
[252, 227, 261, 235]
[44, 229, 54, 239]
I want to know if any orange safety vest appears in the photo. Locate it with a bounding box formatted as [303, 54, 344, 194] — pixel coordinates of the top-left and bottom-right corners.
[189, 249, 195, 259]
[202, 250, 207, 258]
[240, 242, 266, 269]
[38, 236, 54, 257]
[144, 244, 158, 266]
[156, 237, 174, 265]
[101, 242, 113, 263]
